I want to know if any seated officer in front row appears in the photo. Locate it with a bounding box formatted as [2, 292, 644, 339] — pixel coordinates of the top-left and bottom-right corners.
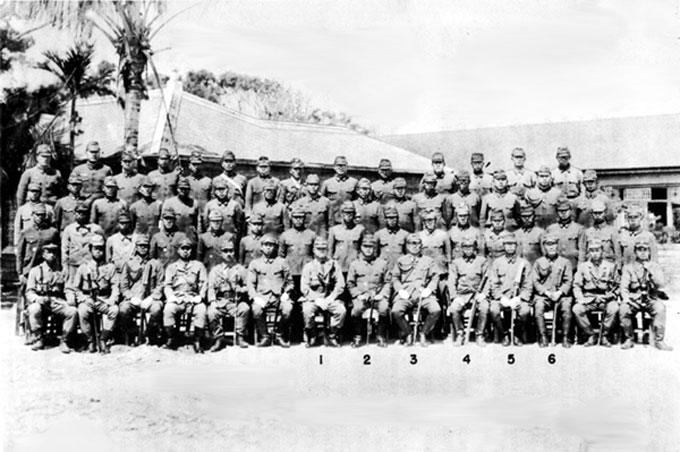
[619, 239, 672, 351]
[25, 242, 77, 353]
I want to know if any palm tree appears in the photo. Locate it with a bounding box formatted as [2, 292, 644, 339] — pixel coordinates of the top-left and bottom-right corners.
[40, 42, 115, 169]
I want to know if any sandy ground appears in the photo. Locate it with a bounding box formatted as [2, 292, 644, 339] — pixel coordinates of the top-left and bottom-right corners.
[2, 300, 680, 452]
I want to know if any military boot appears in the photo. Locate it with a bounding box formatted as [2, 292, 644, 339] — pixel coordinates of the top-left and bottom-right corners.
[538, 335, 549, 348]
[351, 335, 363, 348]
[418, 332, 429, 347]
[621, 338, 634, 350]
[304, 329, 316, 348]
[236, 334, 249, 348]
[562, 338, 572, 349]
[257, 334, 272, 347]
[377, 336, 387, 347]
[59, 340, 72, 354]
[501, 334, 511, 347]
[193, 328, 205, 353]
[274, 333, 290, 348]
[475, 335, 486, 348]
[162, 327, 177, 350]
[452, 333, 464, 347]
[584, 334, 598, 347]
[31, 333, 45, 351]
[99, 330, 112, 354]
[600, 333, 612, 348]
[210, 336, 226, 353]
[655, 341, 673, 351]
[327, 329, 340, 347]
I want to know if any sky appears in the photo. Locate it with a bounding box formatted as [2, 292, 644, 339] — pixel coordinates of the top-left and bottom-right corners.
[13, 0, 680, 135]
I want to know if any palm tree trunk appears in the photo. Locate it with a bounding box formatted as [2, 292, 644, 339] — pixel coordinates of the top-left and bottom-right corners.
[69, 96, 77, 171]
[123, 57, 146, 151]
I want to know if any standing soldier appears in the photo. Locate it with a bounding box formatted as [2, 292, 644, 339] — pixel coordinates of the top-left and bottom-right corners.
[328, 201, 365, 277]
[245, 156, 280, 213]
[572, 239, 619, 347]
[322, 155, 358, 226]
[54, 174, 86, 233]
[185, 150, 212, 211]
[546, 197, 584, 271]
[579, 200, 620, 264]
[382, 177, 417, 233]
[575, 170, 610, 227]
[68, 235, 119, 353]
[446, 170, 481, 228]
[15, 183, 55, 247]
[420, 152, 457, 195]
[619, 205, 658, 264]
[91, 176, 128, 237]
[61, 202, 104, 282]
[113, 150, 145, 205]
[278, 206, 316, 297]
[25, 242, 77, 353]
[448, 237, 489, 347]
[150, 206, 181, 267]
[532, 234, 574, 348]
[204, 178, 244, 238]
[524, 165, 562, 229]
[119, 234, 165, 346]
[129, 176, 162, 236]
[16, 144, 62, 206]
[487, 233, 532, 346]
[278, 157, 306, 203]
[469, 152, 493, 196]
[448, 203, 483, 260]
[212, 150, 247, 206]
[375, 205, 408, 271]
[162, 235, 208, 352]
[299, 238, 346, 347]
[71, 141, 112, 201]
[148, 148, 180, 202]
[353, 178, 381, 234]
[480, 170, 520, 231]
[619, 240, 672, 351]
[247, 234, 294, 347]
[506, 147, 536, 196]
[372, 158, 396, 204]
[197, 210, 235, 273]
[251, 179, 288, 238]
[163, 177, 201, 242]
[105, 212, 135, 274]
[482, 209, 507, 262]
[515, 204, 545, 265]
[412, 173, 448, 230]
[207, 237, 251, 350]
[346, 234, 391, 347]
[551, 146, 583, 189]
[16, 204, 59, 285]
[391, 234, 441, 346]
[295, 174, 330, 238]
[239, 213, 266, 267]
[419, 209, 451, 300]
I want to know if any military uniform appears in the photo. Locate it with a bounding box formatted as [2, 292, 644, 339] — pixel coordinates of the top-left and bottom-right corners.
[247, 254, 294, 342]
[551, 166, 583, 188]
[446, 190, 481, 228]
[162, 195, 201, 241]
[245, 176, 280, 213]
[480, 191, 519, 231]
[197, 229, 235, 272]
[371, 177, 396, 204]
[572, 258, 619, 344]
[71, 162, 112, 201]
[251, 200, 288, 237]
[381, 198, 417, 233]
[239, 233, 264, 267]
[506, 168, 536, 193]
[91, 196, 128, 237]
[353, 198, 381, 234]
[207, 261, 250, 346]
[54, 193, 87, 233]
[294, 194, 330, 238]
[204, 198, 244, 237]
[279, 177, 306, 203]
[412, 192, 448, 230]
[532, 252, 574, 346]
[322, 175, 358, 226]
[106, 231, 135, 273]
[113, 171, 145, 205]
[487, 251, 532, 345]
[469, 172, 493, 196]
[515, 224, 545, 265]
[482, 228, 505, 261]
[300, 256, 347, 341]
[186, 173, 212, 210]
[347, 252, 392, 342]
[448, 223, 483, 260]
[328, 221, 365, 273]
[448, 254, 489, 343]
[575, 191, 610, 227]
[546, 202, 585, 270]
[374, 227, 408, 270]
[150, 227, 182, 267]
[16, 165, 63, 206]
[163, 258, 209, 334]
[130, 197, 162, 236]
[148, 167, 180, 202]
[61, 222, 104, 282]
[619, 228, 658, 264]
[278, 227, 316, 277]
[580, 223, 620, 263]
[419, 227, 450, 276]
[525, 186, 562, 229]
[212, 172, 247, 205]
[14, 201, 55, 246]
[15, 224, 59, 278]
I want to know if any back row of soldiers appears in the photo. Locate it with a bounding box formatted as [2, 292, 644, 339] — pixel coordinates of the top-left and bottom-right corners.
[15, 142, 671, 352]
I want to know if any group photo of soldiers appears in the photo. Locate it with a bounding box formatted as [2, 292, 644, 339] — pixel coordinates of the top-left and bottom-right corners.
[14, 140, 673, 354]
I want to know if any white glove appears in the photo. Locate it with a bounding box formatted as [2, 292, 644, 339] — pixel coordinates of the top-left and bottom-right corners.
[359, 293, 368, 302]
[398, 290, 410, 300]
[549, 291, 562, 302]
[374, 293, 383, 301]
[420, 288, 432, 298]
[315, 297, 329, 310]
[281, 292, 290, 303]
[253, 297, 267, 309]
[474, 293, 486, 303]
[191, 295, 203, 305]
[500, 296, 511, 308]
[510, 296, 521, 309]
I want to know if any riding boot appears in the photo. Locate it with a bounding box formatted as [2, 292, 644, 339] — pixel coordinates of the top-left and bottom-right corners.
[162, 326, 177, 350]
[99, 329, 112, 354]
[193, 327, 205, 353]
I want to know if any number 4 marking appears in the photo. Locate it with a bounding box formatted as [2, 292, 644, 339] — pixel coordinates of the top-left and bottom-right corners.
[463, 354, 471, 364]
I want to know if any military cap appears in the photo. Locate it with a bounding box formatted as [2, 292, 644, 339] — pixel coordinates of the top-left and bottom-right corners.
[421, 209, 437, 220]
[493, 169, 507, 180]
[68, 173, 82, 184]
[190, 151, 203, 164]
[158, 148, 170, 158]
[32, 203, 47, 215]
[634, 238, 651, 249]
[525, 190, 542, 206]
[162, 206, 177, 219]
[378, 158, 392, 169]
[341, 201, 356, 213]
[361, 234, 377, 246]
[139, 176, 154, 187]
[406, 233, 422, 244]
[591, 200, 607, 213]
[42, 242, 59, 252]
[383, 205, 399, 217]
[86, 141, 101, 152]
[470, 152, 484, 162]
[90, 235, 106, 248]
[536, 165, 551, 176]
[314, 238, 328, 249]
[208, 210, 224, 221]
[177, 177, 191, 189]
[36, 144, 52, 156]
[118, 212, 131, 223]
[290, 157, 304, 168]
[431, 152, 445, 163]
[556, 147, 571, 157]
[257, 156, 270, 166]
[213, 178, 228, 189]
[457, 170, 471, 180]
[121, 150, 136, 161]
[358, 178, 372, 189]
[543, 234, 559, 245]
[135, 234, 151, 245]
[456, 203, 470, 215]
[177, 234, 193, 248]
[334, 156, 348, 165]
[290, 205, 307, 217]
[583, 170, 598, 181]
[27, 182, 41, 192]
[501, 232, 517, 244]
[306, 174, 320, 184]
[519, 203, 535, 215]
[285, 185, 299, 194]
[587, 239, 603, 250]
[556, 197, 572, 210]
[393, 177, 407, 188]
[263, 179, 277, 191]
[222, 150, 236, 161]
[626, 205, 643, 218]
[261, 234, 278, 245]
[76, 202, 90, 213]
[511, 147, 526, 157]
[249, 213, 264, 224]
[461, 236, 477, 247]
[490, 209, 505, 220]
[565, 183, 580, 197]
[104, 176, 118, 187]
[220, 237, 236, 250]
[422, 173, 437, 184]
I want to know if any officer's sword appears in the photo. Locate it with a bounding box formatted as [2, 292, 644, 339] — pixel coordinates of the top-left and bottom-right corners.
[551, 263, 567, 347]
[462, 270, 489, 345]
